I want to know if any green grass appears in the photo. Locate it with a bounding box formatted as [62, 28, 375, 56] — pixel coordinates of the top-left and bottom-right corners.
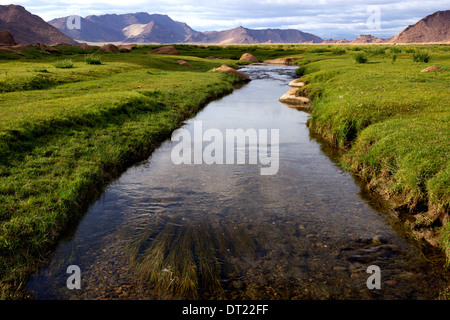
[355, 52, 368, 63]
[53, 59, 74, 68]
[84, 55, 102, 65]
[298, 45, 449, 262]
[0, 42, 449, 298]
[0, 47, 247, 299]
[413, 50, 431, 63]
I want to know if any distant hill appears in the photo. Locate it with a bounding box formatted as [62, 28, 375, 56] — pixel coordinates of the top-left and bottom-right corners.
[0, 4, 78, 45]
[49, 12, 322, 44]
[49, 12, 197, 43]
[186, 26, 322, 44]
[350, 34, 391, 43]
[390, 10, 450, 43]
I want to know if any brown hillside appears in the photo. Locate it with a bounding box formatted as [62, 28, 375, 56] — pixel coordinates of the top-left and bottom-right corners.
[390, 10, 450, 43]
[0, 4, 78, 45]
[350, 34, 390, 43]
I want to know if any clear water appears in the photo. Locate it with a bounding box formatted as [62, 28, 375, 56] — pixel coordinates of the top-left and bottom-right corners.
[27, 65, 449, 300]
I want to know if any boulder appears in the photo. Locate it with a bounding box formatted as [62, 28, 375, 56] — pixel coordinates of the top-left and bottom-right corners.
[54, 42, 73, 46]
[0, 47, 26, 56]
[147, 46, 180, 55]
[9, 44, 27, 51]
[80, 44, 93, 50]
[211, 64, 250, 81]
[264, 57, 303, 65]
[239, 53, 259, 63]
[0, 30, 16, 46]
[97, 44, 119, 53]
[117, 44, 137, 52]
[288, 79, 305, 87]
[420, 65, 441, 72]
[177, 59, 192, 67]
[45, 46, 62, 54]
[279, 88, 310, 107]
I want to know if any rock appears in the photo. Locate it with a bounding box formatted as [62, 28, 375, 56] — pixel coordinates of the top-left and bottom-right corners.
[44, 46, 62, 54]
[177, 59, 192, 67]
[288, 79, 305, 87]
[239, 53, 259, 63]
[147, 45, 180, 55]
[0, 30, 16, 46]
[80, 44, 93, 50]
[0, 46, 26, 56]
[8, 44, 26, 50]
[211, 64, 250, 81]
[97, 44, 119, 53]
[350, 34, 387, 43]
[420, 65, 441, 72]
[264, 57, 303, 65]
[279, 88, 310, 107]
[117, 44, 137, 52]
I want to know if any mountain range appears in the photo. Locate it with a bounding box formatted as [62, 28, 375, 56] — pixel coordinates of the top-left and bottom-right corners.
[0, 5, 449, 45]
[49, 12, 197, 43]
[48, 12, 322, 44]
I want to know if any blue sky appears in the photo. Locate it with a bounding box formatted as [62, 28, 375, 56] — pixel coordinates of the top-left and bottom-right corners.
[1, 0, 448, 39]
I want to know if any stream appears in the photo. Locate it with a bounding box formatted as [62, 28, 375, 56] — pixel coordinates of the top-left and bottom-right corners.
[27, 64, 449, 300]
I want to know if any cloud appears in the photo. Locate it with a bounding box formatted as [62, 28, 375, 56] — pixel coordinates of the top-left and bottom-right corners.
[1, 0, 448, 39]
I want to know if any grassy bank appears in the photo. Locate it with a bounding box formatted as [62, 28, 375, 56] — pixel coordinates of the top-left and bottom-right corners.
[293, 45, 449, 259]
[0, 46, 250, 298]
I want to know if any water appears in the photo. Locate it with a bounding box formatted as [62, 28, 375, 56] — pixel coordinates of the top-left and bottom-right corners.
[27, 65, 449, 300]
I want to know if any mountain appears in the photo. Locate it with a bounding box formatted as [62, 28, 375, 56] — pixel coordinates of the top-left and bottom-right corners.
[390, 10, 450, 43]
[49, 12, 196, 43]
[350, 34, 391, 43]
[49, 12, 322, 44]
[0, 4, 78, 45]
[186, 26, 322, 44]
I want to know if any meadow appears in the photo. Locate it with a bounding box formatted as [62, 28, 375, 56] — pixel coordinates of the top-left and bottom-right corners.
[0, 45, 247, 298]
[0, 43, 448, 298]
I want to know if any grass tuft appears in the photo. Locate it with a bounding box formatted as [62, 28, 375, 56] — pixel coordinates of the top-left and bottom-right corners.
[354, 53, 368, 63]
[84, 55, 102, 65]
[53, 59, 74, 68]
[413, 51, 431, 63]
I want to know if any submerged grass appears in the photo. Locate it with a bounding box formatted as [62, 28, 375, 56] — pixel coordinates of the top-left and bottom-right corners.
[123, 216, 259, 299]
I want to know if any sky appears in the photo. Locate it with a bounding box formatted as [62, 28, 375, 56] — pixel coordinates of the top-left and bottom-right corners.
[1, 0, 448, 39]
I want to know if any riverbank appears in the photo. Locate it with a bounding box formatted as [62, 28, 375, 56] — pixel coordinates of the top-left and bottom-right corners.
[293, 45, 449, 261]
[0, 46, 251, 299]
